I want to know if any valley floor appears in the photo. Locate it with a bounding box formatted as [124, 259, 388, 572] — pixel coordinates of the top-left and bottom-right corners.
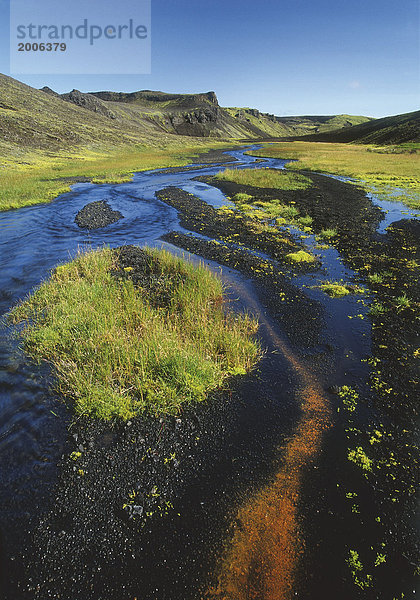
[0, 145, 418, 600]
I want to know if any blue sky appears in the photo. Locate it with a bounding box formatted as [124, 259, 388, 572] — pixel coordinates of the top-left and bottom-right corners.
[1, 0, 419, 117]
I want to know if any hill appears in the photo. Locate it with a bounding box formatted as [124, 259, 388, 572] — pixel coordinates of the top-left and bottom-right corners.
[0, 73, 375, 157]
[285, 109, 420, 145]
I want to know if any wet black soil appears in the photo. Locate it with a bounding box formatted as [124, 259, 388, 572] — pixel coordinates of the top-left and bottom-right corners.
[158, 173, 419, 599]
[154, 148, 238, 175]
[196, 171, 384, 244]
[197, 174, 419, 417]
[75, 201, 124, 229]
[155, 186, 311, 264]
[188, 147, 239, 165]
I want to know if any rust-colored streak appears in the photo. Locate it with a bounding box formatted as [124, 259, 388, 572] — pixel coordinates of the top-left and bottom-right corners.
[206, 291, 332, 600]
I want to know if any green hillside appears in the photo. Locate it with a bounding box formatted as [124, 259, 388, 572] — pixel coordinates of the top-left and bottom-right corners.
[288, 109, 420, 145]
[0, 72, 375, 156]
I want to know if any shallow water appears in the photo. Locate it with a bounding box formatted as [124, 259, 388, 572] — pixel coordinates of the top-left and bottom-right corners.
[0, 145, 417, 598]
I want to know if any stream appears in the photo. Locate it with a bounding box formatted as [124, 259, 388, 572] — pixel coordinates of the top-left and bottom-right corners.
[0, 146, 418, 599]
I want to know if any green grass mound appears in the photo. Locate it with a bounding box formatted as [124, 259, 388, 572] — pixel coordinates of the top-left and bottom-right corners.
[10, 247, 261, 420]
[215, 168, 312, 191]
[318, 228, 338, 241]
[232, 192, 253, 202]
[319, 283, 350, 297]
[315, 282, 365, 298]
[286, 250, 316, 263]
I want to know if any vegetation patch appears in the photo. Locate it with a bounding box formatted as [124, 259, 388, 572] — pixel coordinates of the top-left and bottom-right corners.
[247, 142, 420, 209]
[10, 246, 260, 420]
[285, 250, 316, 264]
[314, 281, 364, 298]
[214, 168, 313, 191]
[228, 192, 314, 233]
[318, 228, 338, 241]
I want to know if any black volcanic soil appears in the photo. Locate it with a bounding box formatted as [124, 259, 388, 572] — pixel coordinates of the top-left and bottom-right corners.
[164, 173, 419, 420]
[75, 201, 124, 229]
[157, 174, 419, 599]
[155, 186, 311, 263]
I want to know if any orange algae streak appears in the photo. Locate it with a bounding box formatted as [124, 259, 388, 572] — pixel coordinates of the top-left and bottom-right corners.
[206, 313, 332, 600]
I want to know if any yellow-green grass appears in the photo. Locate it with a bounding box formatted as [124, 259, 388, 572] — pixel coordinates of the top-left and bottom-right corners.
[0, 140, 237, 211]
[226, 192, 313, 233]
[215, 168, 313, 191]
[247, 142, 420, 209]
[285, 250, 316, 264]
[9, 247, 260, 420]
[313, 282, 365, 298]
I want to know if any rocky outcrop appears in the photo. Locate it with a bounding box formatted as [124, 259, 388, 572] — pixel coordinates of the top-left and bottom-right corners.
[40, 86, 60, 98]
[169, 106, 221, 137]
[90, 89, 219, 109]
[61, 89, 117, 119]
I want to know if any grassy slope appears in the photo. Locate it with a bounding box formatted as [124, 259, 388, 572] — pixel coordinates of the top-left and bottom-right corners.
[287, 109, 420, 145]
[10, 247, 260, 420]
[248, 142, 420, 209]
[224, 108, 371, 138]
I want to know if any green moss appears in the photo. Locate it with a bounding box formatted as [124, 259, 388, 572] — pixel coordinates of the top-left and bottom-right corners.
[347, 550, 373, 590]
[285, 250, 316, 263]
[318, 228, 338, 241]
[321, 283, 350, 297]
[339, 386, 359, 412]
[348, 447, 373, 473]
[232, 192, 253, 202]
[315, 282, 364, 298]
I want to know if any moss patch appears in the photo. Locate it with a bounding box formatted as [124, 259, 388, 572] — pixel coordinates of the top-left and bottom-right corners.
[286, 250, 316, 264]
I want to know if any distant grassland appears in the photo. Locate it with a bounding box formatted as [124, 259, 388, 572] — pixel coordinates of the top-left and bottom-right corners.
[215, 168, 313, 190]
[10, 247, 260, 420]
[248, 142, 420, 209]
[0, 139, 236, 211]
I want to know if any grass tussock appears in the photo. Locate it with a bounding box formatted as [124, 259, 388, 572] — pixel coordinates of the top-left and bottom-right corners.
[215, 168, 313, 191]
[248, 142, 420, 209]
[10, 247, 261, 420]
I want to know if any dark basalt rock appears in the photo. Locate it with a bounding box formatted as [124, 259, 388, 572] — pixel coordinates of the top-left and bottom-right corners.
[61, 89, 117, 119]
[75, 201, 124, 229]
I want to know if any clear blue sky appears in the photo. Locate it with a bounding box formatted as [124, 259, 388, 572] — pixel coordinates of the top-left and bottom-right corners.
[1, 0, 419, 117]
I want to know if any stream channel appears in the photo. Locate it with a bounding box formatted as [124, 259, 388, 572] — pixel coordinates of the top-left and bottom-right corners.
[0, 146, 418, 599]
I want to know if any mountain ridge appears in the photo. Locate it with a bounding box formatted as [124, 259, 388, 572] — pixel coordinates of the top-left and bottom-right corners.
[4, 72, 413, 156]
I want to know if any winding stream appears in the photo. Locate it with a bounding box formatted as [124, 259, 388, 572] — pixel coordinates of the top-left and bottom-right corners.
[0, 146, 418, 599]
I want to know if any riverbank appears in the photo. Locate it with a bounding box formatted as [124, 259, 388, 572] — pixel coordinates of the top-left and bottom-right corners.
[247, 142, 420, 209]
[0, 141, 240, 212]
